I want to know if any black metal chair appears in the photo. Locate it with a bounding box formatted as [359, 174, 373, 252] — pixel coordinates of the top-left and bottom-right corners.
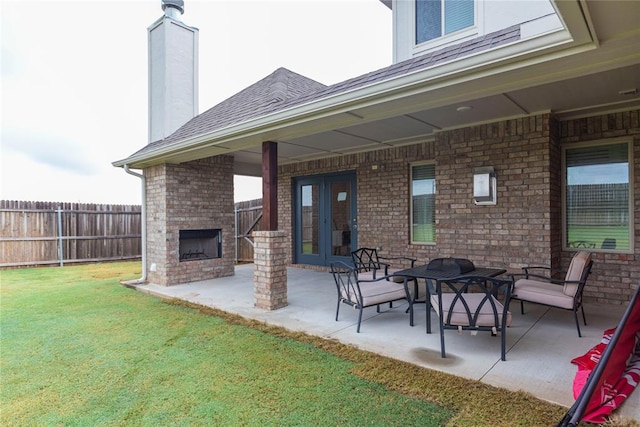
[351, 247, 420, 311]
[350, 247, 416, 282]
[427, 275, 514, 361]
[512, 251, 593, 337]
[330, 261, 413, 333]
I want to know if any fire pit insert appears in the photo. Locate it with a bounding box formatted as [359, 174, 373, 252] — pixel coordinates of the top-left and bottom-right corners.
[179, 229, 221, 261]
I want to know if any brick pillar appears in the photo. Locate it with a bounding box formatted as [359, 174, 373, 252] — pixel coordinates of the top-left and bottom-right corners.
[253, 230, 287, 310]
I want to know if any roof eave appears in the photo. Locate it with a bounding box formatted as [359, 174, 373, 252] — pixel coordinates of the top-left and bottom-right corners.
[114, 1, 597, 169]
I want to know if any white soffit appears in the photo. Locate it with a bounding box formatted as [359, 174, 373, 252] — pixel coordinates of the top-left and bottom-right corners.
[283, 130, 380, 153]
[409, 94, 530, 130]
[338, 115, 438, 142]
[508, 64, 640, 116]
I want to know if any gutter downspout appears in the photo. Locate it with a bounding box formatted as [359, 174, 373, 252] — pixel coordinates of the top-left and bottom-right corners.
[122, 165, 147, 285]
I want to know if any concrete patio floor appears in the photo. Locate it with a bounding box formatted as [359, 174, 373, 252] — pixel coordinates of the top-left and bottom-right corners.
[132, 264, 639, 422]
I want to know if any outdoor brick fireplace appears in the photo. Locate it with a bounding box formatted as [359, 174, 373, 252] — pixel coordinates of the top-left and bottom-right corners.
[145, 156, 235, 286]
[179, 229, 221, 261]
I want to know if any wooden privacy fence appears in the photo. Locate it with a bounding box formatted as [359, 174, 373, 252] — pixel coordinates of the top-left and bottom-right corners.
[2, 199, 264, 268]
[0, 200, 141, 268]
[235, 198, 263, 263]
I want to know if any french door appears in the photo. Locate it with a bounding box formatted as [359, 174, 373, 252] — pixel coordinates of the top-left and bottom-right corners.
[294, 172, 357, 266]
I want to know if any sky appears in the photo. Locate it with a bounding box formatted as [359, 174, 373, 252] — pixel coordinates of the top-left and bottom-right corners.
[0, 0, 392, 205]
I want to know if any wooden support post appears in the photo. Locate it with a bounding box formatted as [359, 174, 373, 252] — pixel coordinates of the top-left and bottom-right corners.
[262, 141, 278, 231]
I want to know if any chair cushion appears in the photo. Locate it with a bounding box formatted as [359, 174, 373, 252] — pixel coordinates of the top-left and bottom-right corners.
[564, 251, 591, 296]
[358, 281, 407, 307]
[514, 279, 574, 309]
[430, 293, 512, 327]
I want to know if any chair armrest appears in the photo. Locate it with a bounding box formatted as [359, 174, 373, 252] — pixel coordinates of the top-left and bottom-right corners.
[379, 256, 417, 267]
[513, 272, 564, 285]
[356, 274, 397, 283]
[513, 272, 583, 287]
[521, 266, 568, 281]
[522, 266, 551, 275]
[355, 266, 386, 280]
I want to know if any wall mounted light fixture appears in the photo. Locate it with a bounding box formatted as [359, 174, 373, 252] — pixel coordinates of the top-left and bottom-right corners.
[473, 166, 496, 205]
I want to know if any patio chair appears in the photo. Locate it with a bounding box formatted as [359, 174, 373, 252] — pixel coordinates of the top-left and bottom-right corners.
[351, 247, 416, 283]
[351, 247, 420, 310]
[427, 275, 514, 361]
[512, 251, 593, 337]
[330, 261, 413, 333]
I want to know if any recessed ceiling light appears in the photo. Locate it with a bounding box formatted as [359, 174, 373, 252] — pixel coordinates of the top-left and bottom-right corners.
[456, 106, 472, 112]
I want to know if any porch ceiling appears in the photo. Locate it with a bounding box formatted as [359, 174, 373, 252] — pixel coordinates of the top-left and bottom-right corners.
[229, 0, 640, 176]
[232, 62, 640, 174]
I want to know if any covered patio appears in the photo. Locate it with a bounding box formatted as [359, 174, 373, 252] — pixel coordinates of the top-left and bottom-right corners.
[131, 264, 639, 421]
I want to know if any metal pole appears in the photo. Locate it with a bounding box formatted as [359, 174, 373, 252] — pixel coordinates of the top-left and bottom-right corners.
[57, 206, 64, 267]
[234, 204, 238, 264]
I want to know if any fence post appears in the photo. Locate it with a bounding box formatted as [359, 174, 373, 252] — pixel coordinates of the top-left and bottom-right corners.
[234, 205, 238, 264]
[57, 206, 64, 267]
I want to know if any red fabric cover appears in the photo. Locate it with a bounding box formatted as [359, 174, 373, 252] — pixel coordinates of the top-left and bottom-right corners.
[571, 313, 640, 423]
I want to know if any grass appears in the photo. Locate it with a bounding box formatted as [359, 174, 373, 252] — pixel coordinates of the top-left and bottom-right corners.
[1, 262, 636, 426]
[567, 225, 629, 250]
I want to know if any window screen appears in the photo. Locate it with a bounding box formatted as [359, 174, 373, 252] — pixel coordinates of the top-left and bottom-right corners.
[411, 164, 436, 243]
[445, 0, 474, 34]
[416, 0, 474, 44]
[565, 142, 630, 251]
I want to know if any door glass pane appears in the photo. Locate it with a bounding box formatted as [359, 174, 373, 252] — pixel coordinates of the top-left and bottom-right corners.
[301, 184, 319, 254]
[331, 182, 351, 256]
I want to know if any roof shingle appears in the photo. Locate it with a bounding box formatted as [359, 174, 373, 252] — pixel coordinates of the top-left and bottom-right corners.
[128, 25, 520, 160]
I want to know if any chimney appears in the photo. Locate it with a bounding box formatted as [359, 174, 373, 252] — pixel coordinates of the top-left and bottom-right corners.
[148, 0, 199, 143]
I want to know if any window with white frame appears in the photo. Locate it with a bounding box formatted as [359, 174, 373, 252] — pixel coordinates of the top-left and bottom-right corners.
[411, 163, 436, 244]
[563, 141, 632, 252]
[416, 0, 475, 44]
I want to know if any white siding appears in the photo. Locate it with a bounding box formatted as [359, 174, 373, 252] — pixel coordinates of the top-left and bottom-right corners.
[392, 0, 562, 63]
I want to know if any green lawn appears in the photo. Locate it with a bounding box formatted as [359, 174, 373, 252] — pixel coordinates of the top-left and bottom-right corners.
[1, 262, 576, 426]
[567, 225, 629, 250]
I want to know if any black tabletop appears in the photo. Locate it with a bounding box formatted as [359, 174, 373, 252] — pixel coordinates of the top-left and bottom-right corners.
[395, 265, 507, 280]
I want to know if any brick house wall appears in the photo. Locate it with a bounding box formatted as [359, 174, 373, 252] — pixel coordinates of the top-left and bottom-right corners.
[145, 156, 235, 285]
[279, 111, 639, 305]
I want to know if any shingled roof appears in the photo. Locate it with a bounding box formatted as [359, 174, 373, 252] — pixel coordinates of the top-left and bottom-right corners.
[134, 67, 327, 156]
[126, 24, 520, 160]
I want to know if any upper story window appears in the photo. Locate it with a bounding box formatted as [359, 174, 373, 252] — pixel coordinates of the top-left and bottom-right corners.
[411, 163, 436, 244]
[563, 140, 633, 253]
[416, 0, 475, 44]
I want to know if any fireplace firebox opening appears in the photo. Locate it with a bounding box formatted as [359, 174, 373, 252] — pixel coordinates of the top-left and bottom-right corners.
[179, 229, 221, 261]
